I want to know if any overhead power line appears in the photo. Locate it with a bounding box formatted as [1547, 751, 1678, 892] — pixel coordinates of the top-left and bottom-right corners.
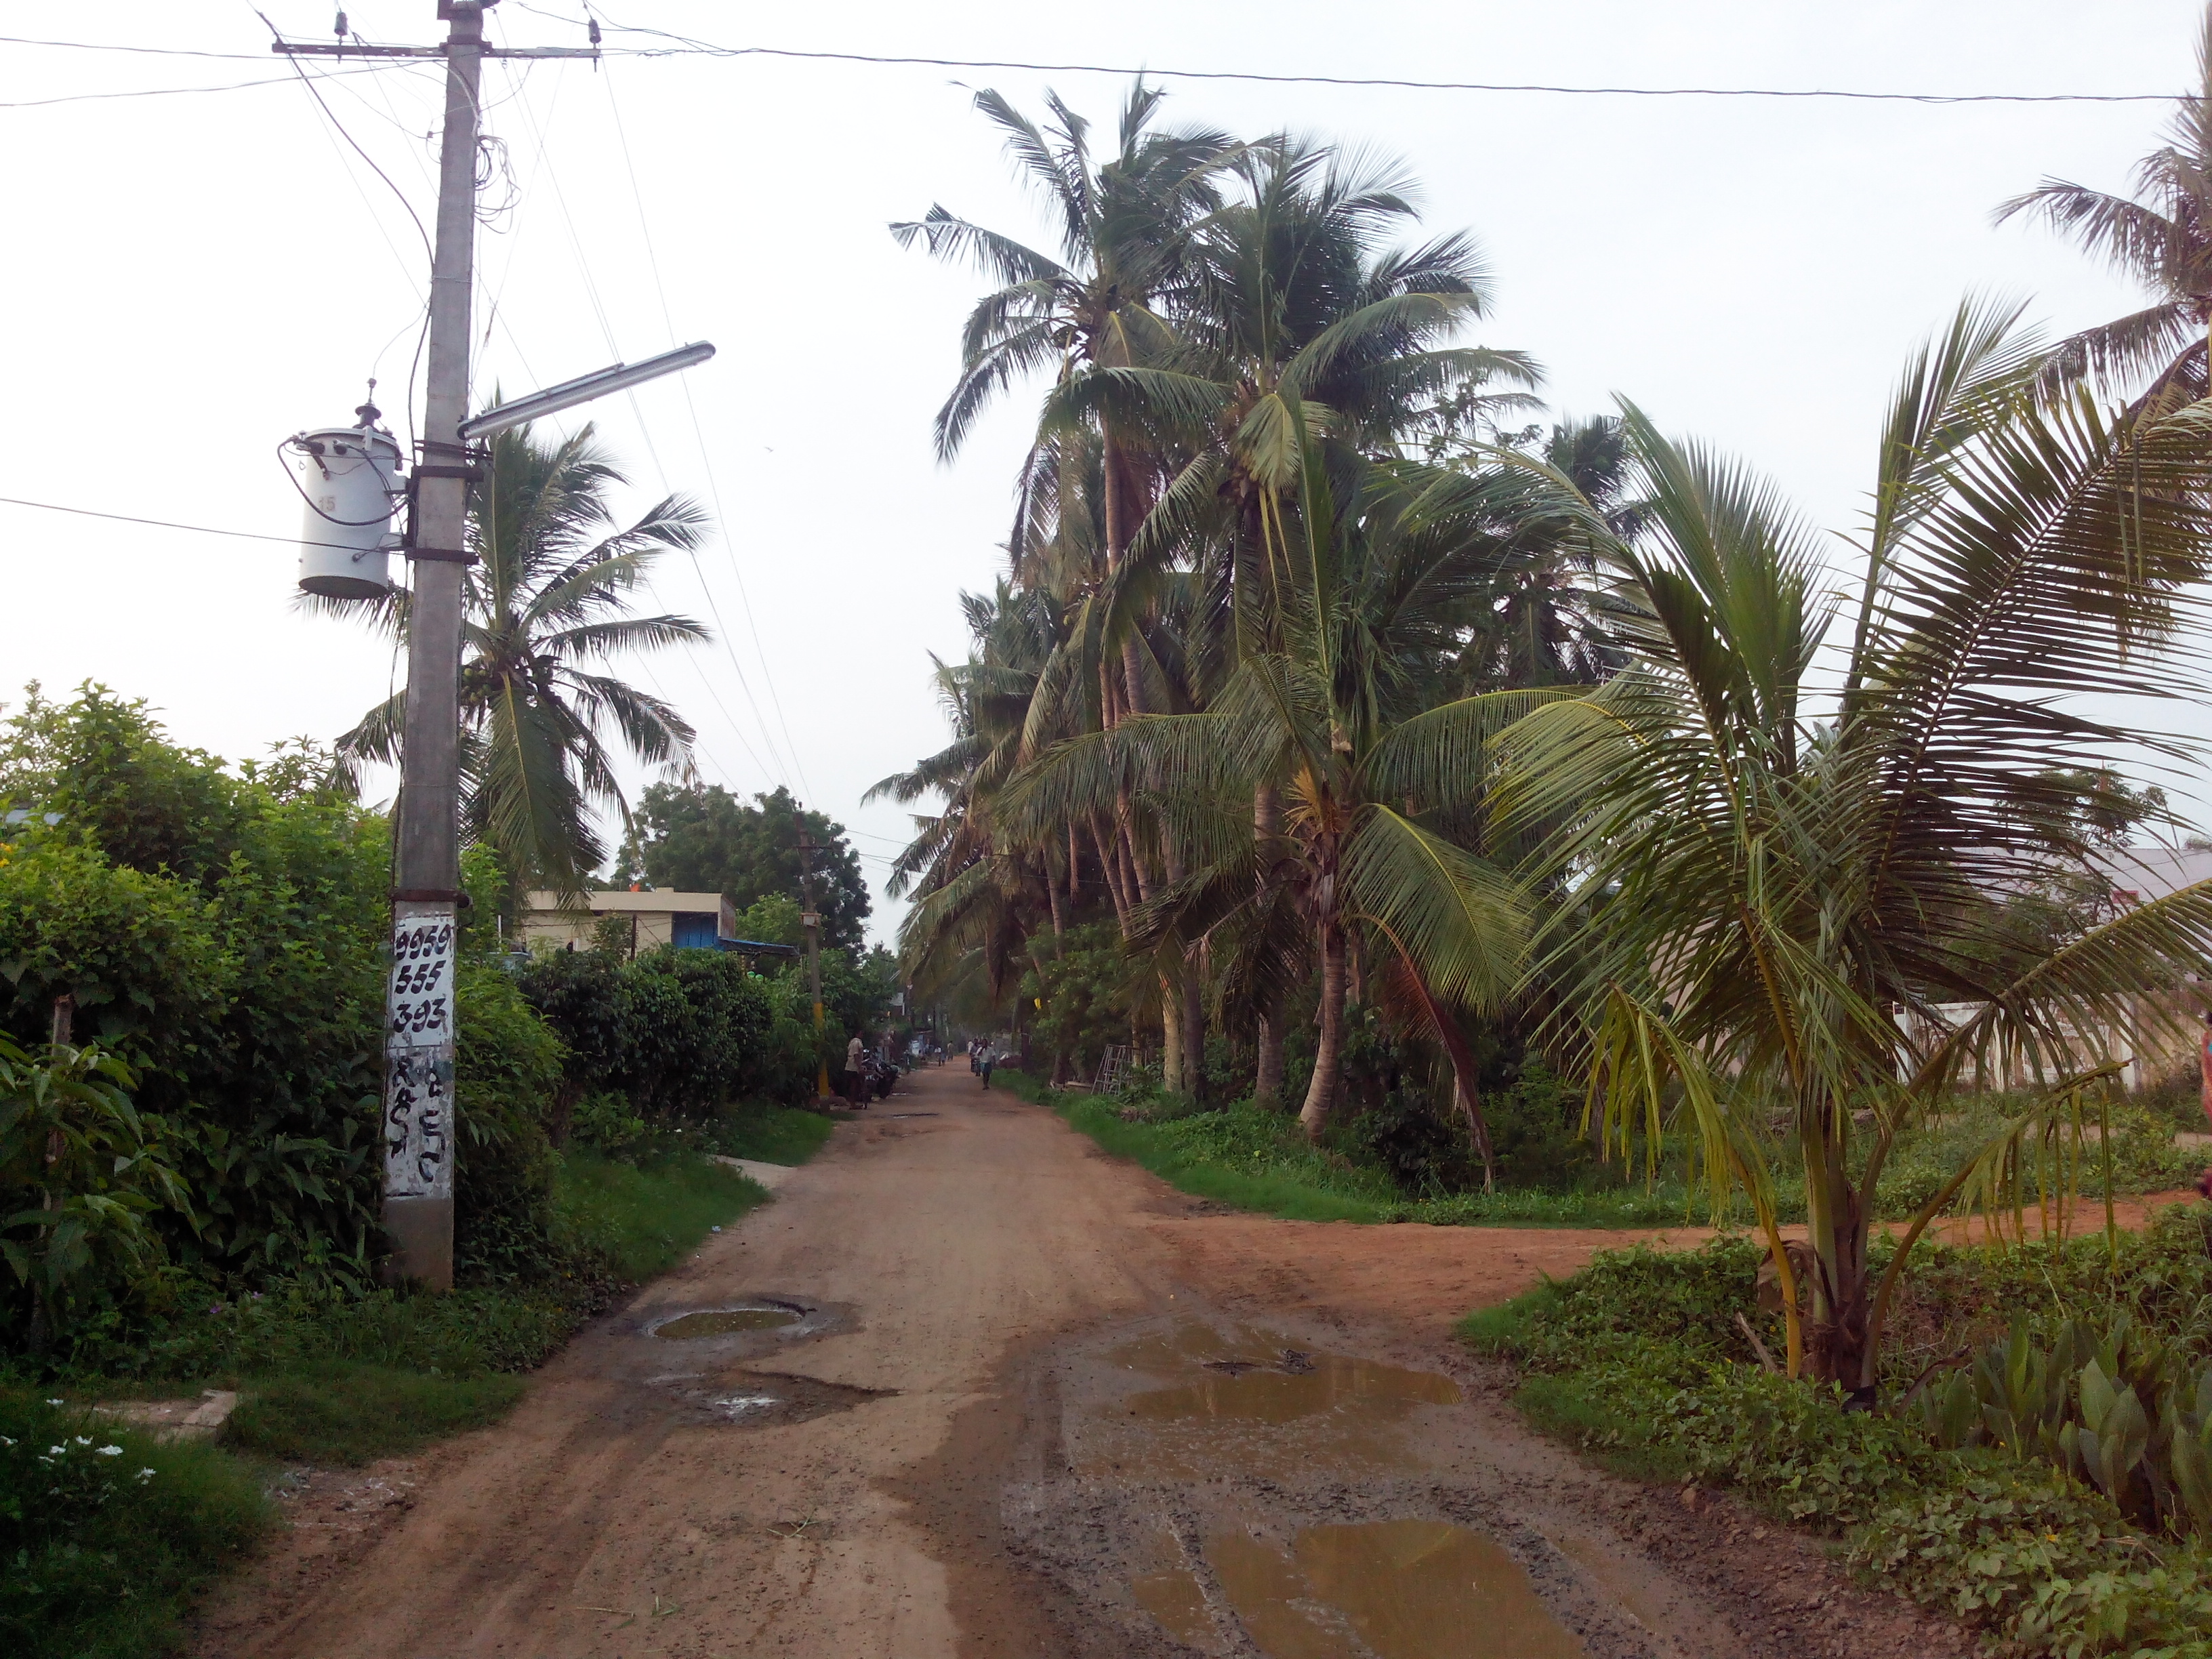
[0, 492, 355, 548]
[0, 60, 410, 108]
[4, 26, 2194, 106]
[565, 13, 2189, 105]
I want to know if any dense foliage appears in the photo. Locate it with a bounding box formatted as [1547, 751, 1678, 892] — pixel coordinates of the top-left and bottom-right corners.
[0, 684, 815, 1365]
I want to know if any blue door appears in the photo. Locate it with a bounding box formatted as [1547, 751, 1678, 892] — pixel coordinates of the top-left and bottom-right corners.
[671, 912, 718, 949]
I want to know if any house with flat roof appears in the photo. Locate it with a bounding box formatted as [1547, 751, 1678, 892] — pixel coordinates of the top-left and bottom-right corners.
[518, 889, 797, 964]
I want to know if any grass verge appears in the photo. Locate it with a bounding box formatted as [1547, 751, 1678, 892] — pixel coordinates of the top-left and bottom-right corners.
[1004, 1070, 1748, 1227]
[691, 1101, 838, 1166]
[552, 1149, 769, 1281]
[1004, 1068, 2205, 1231]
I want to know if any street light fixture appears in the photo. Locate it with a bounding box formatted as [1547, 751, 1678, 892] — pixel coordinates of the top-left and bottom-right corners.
[457, 342, 717, 441]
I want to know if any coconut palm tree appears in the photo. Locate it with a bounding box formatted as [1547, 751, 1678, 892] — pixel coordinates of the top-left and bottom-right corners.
[323, 423, 710, 892]
[1996, 5, 2212, 413]
[1497, 300, 2212, 1393]
[1006, 407, 1541, 1139]
[892, 83, 1233, 637]
[1447, 416, 1639, 695]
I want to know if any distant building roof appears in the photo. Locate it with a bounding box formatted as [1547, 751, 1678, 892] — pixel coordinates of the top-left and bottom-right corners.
[524, 889, 726, 916]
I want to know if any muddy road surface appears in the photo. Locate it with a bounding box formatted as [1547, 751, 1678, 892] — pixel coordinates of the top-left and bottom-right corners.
[196, 1066, 1971, 1658]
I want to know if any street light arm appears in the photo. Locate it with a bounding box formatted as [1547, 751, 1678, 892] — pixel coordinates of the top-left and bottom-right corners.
[457, 342, 716, 441]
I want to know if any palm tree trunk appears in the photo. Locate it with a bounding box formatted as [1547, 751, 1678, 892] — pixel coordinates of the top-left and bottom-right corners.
[1092, 817, 1132, 933]
[1101, 431, 1152, 720]
[1046, 857, 1067, 940]
[1252, 785, 1286, 1107]
[1183, 948, 1206, 1099]
[1298, 920, 1347, 1140]
[1162, 975, 1184, 1095]
[1255, 1015, 1285, 1109]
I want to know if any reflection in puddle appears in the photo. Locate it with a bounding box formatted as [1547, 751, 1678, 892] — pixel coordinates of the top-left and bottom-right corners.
[1082, 1323, 1460, 1480]
[1126, 1351, 1458, 1425]
[711, 1393, 779, 1419]
[1182, 1521, 1583, 1659]
[1296, 1521, 1585, 1658]
[1130, 1568, 1222, 1654]
[1206, 1530, 1364, 1659]
[653, 1307, 800, 1339]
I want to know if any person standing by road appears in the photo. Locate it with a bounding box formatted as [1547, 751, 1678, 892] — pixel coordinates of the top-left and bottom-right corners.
[846, 1031, 867, 1106]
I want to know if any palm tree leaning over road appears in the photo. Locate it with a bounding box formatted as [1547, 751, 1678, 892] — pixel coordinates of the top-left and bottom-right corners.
[319, 422, 710, 893]
[1996, 3, 2212, 413]
[1496, 301, 2212, 1393]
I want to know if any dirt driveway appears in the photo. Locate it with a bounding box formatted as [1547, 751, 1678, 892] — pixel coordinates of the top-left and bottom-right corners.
[194, 1065, 1975, 1659]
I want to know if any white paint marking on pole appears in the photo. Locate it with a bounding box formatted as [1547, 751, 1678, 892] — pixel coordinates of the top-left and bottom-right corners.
[382, 903, 456, 1202]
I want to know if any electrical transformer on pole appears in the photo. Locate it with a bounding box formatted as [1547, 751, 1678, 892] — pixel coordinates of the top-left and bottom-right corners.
[278, 2, 714, 1288]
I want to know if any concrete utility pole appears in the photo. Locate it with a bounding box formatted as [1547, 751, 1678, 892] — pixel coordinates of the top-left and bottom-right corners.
[377, 0, 493, 1288]
[277, 4, 700, 1284]
[795, 816, 831, 1099]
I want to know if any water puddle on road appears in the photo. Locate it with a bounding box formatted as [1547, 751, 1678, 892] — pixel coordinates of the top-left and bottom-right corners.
[1079, 1322, 1460, 1480]
[1136, 1521, 1585, 1659]
[653, 1307, 802, 1340]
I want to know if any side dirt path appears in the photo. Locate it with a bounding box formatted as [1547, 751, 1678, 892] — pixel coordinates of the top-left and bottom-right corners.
[195, 1067, 1978, 1658]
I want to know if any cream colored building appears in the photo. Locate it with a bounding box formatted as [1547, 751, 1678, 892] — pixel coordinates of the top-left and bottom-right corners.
[521, 888, 737, 956]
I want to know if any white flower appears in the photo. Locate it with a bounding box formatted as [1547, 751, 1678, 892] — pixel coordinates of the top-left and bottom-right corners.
[44, 1399, 62, 1406]
[96, 1444, 122, 1456]
[47, 1445, 66, 1456]
[0, 1435, 14, 1446]
[135, 1468, 156, 1481]
[73, 1435, 90, 1446]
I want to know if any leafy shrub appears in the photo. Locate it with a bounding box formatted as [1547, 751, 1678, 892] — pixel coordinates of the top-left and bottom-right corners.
[0, 838, 232, 1072]
[0, 1040, 186, 1347]
[1851, 1469, 2212, 1657]
[452, 962, 565, 1284]
[567, 1090, 647, 1156]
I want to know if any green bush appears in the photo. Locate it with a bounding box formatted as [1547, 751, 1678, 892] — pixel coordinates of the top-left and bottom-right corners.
[0, 1039, 186, 1347]
[451, 962, 565, 1284]
[0, 1389, 271, 1659]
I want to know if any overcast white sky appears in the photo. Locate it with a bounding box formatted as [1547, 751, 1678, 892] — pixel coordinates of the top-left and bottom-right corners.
[5, 1, 2209, 943]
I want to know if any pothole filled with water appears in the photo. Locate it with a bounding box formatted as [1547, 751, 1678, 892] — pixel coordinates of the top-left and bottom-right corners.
[1136, 1520, 1586, 1658]
[653, 1306, 802, 1340]
[661, 1369, 894, 1429]
[1076, 1322, 1462, 1480]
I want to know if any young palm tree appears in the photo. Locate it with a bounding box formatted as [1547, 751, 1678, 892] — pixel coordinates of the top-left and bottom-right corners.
[1996, 5, 2212, 412]
[323, 423, 710, 892]
[1498, 301, 2212, 1393]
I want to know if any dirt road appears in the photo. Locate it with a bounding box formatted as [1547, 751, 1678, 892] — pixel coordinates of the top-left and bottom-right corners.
[196, 1066, 1975, 1658]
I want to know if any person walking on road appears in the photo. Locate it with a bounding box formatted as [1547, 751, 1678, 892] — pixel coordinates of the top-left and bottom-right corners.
[979, 1040, 997, 1090]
